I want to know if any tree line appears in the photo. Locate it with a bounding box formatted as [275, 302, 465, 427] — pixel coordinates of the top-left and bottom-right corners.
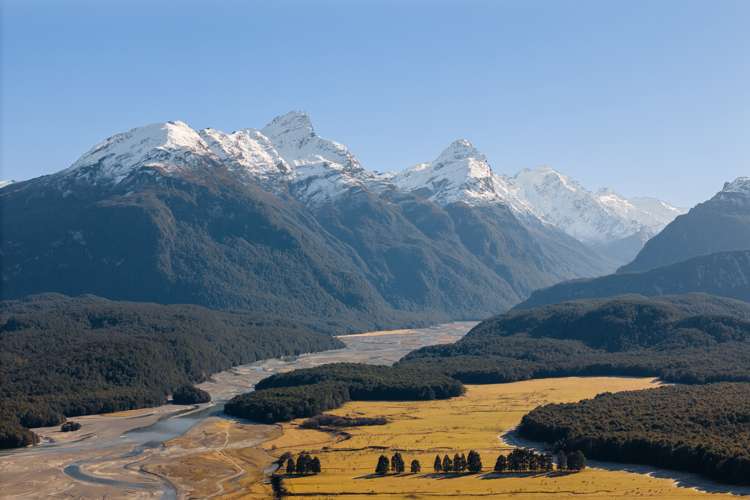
[372, 449, 585, 476]
[281, 452, 321, 476]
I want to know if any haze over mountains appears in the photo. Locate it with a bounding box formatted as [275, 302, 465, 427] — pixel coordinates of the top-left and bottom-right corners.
[0, 111, 728, 328]
[520, 178, 750, 308]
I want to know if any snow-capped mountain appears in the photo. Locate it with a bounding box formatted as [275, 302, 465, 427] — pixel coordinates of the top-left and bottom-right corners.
[0, 180, 14, 189]
[61, 121, 217, 185]
[260, 111, 388, 202]
[512, 167, 685, 244]
[60, 111, 383, 204]
[393, 139, 533, 214]
[55, 111, 681, 256]
[393, 144, 683, 249]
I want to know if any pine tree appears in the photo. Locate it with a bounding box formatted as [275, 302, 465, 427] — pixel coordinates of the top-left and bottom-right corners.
[567, 450, 586, 471]
[411, 459, 421, 473]
[286, 457, 296, 475]
[494, 454, 507, 473]
[391, 452, 405, 473]
[296, 453, 308, 475]
[454, 453, 462, 473]
[375, 455, 390, 475]
[434, 455, 442, 473]
[310, 456, 321, 474]
[442, 455, 452, 473]
[467, 450, 482, 473]
[556, 450, 568, 471]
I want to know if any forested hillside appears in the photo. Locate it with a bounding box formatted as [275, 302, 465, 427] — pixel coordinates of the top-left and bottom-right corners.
[400, 294, 750, 384]
[0, 293, 342, 448]
[520, 383, 750, 484]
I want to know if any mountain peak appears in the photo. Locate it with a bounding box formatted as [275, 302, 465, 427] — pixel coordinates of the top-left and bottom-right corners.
[63, 121, 211, 184]
[436, 139, 486, 164]
[261, 111, 315, 144]
[722, 176, 750, 195]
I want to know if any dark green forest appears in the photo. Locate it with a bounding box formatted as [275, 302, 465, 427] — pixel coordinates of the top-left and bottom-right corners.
[224, 363, 463, 423]
[519, 383, 750, 484]
[399, 294, 750, 384]
[0, 293, 342, 448]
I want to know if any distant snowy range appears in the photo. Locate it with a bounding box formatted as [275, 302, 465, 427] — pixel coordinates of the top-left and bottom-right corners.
[8, 111, 742, 330]
[37, 111, 683, 260]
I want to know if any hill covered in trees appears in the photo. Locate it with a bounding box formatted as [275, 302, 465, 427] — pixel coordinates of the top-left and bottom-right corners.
[0, 293, 342, 448]
[399, 294, 750, 384]
[224, 363, 463, 423]
[519, 383, 750, 484]
[517, 250, 750, 310]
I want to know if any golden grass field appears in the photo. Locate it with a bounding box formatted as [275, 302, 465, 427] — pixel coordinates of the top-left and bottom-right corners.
[251, 377, 743, 499]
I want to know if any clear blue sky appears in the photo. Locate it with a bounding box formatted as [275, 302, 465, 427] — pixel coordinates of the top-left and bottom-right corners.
[2, 0, 747, 206]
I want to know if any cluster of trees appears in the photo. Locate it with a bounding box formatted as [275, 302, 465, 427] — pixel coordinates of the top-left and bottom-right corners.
[375, 452, 421, 475]
[224, 364, 463, 423]
[519, 382, 750, 484]
[283, 452, 321, 475]
[493, 448, 553, 472]
[60, 421, 81, 432]
[432, 450, 483, 473]
[171, 385, 211, 405]
[300, 414, 386, 429]
[0, 294, 342, 448]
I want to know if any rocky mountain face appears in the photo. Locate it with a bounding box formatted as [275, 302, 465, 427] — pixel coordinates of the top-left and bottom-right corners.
[620, 177, 750, 274]
[0, 112, 681, 328]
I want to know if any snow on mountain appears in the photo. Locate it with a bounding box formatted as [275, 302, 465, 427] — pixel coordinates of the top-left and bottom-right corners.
[63, 121, 215, 184]
[721, 177, 750, 195]
[59, 111, 386, 203]
[516, 168, 686, 243]
[512, 167, 685, 243]
[0, 180, 14, 189]
[394, 146, 683, 246]
[393, 139, 533, 214]
[198, 127, 291, 185]
[56, 112, 683, 247]
[260, 111, 388, 203]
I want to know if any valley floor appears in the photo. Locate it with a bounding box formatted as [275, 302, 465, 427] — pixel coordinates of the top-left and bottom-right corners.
[3, 324, 748, 499]
[250, 378, 748, 499]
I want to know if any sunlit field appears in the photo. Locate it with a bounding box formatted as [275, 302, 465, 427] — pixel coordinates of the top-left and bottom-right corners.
[255, 377, 741, 499]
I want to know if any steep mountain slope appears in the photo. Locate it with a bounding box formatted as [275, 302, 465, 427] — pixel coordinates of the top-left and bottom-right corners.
[7, 112, 699, 324]
[516, 250, 750, 309]
[620, 177, 750, 273]
[2, 113, 622, 323]
[393, 146, 683, 264]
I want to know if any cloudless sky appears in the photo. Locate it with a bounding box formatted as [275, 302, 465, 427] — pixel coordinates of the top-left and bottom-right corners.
[1, 0, 748, 206]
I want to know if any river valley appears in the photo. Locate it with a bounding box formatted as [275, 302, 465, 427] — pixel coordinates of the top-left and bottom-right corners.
[0, 322, 475, 498]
